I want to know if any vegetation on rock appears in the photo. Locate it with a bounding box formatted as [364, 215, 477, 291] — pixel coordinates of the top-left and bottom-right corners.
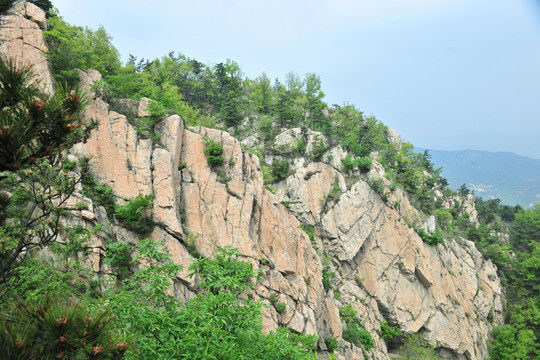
[2, 3, 540, 359]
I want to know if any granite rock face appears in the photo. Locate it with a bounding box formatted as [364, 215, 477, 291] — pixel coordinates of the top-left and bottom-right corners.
[0, 2, 53, 94]
[71, 82, 503, 358]
[3, 5, 504, 359]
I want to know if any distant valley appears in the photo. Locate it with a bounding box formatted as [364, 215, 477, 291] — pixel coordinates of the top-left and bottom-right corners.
[418, 148, 540, 208]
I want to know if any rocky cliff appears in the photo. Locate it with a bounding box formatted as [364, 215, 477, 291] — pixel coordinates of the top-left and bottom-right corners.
[0, 5, 504, 359]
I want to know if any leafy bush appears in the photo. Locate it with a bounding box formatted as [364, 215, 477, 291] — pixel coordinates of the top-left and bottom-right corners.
[261, 165, 275, 185]
[325, 181, 343, 204]
[342, 320, 375, 350]
[6, 257, 74, 303]
[322, 266, 334, 293]
[104, 241, 132, 276]
[368, 178, 385, 197]
[435, 208, 453, 230]
[114, 194, 155, 236]
[203, 138, 225, 167]
[380, 321, 401, 340]
[296, 138, 307, 154]
[325, 336, 339, 352]
[416, 228, 444, 246]
[357, 157, 372, 172]
[108, 243, 318, 359]
[258, 116, 275, 141]
[342, 155, 371, 173]
[341, 154, 356, 172]
[44, 16, 121, 86]
[400, 333, 440, 359]
[339, 304, 357, 323]
[488, 301, 540, 360]
[301, 224, 316, 247]
[75, 202, 89, 211]
[276, 303, 287, 313]
[272, 159, 289, 182]
[311, 136, 327, 160]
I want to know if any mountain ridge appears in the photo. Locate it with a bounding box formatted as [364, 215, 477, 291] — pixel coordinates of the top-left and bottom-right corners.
[417, 148, 540, 208]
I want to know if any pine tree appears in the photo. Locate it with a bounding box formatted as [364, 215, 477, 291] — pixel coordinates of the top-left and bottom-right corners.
[0, 58, 88, 291]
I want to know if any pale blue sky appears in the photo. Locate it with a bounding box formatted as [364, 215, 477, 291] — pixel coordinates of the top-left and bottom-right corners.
[52, 0, 540, 159]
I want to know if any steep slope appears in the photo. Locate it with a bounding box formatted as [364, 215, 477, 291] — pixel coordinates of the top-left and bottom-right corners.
[1, 6, 504, 359]
[71, 71, 503, 358]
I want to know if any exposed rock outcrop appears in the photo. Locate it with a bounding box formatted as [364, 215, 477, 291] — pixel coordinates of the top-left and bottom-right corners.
[70, 79, 503, 357]
[3, 5, 504, 359]
[0, 1, 53, 93]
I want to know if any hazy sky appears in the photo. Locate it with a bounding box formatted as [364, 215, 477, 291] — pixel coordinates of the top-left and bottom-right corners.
[51, 0, 540, 159]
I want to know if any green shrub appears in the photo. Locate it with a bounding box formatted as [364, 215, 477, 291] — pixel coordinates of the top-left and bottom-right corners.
[7, 258, 74, 303]
[368, 178, 385, 196]
[108, 244, 318, 359]
[416, 228, 444, 246]
[342, 320, 375, 350]
[357, 157, 372, 172]
[400, 333, 440, 359]
[52, 226, 90, 258]
[341, 154, 356, 172]
[75, 202, 88, 211]
[261, 165, 275, 185]
[203, 138, 225, 167]
[296, 138, 307, 154]
[258, 116, 275, 140]
[339, 304, 357, 323]
[301, 224, 316, 247]
[380, 321, 401, 340]
[325, 336, 339, 352]
[311, 136, 327, 160]
[276, 303, 287, 313]
[104, 241, 132, 276]
[114, 194, 155, 236]
[435, 208, 453, 230]
[342, 155, 371, 172]
[325, 181, 343, 204]
[272, 159, 289, 181]
[322, 267, 334, 293]
[268, 293, 279, 304]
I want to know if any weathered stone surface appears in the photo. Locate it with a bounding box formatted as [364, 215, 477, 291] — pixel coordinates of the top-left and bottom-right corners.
[387, 128, 402, 147]
[0, 2, 53, 93]
[322, 145, 347, 171]
[421, 215, 437, 234]
[151, 115, 184, 237]
[138, 97, 151, 117]
[271, 143, 503, 359]
[275, 162, 346, 225]
[77, 68, 102, 99]
[71, 99, 154, 199]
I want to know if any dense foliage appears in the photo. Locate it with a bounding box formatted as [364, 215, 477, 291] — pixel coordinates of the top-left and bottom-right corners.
[461, 199, 540, 359]
[1, 241, 318, 359]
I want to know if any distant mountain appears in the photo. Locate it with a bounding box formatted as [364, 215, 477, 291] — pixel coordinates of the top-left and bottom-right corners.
[417, 149, 540, 208]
